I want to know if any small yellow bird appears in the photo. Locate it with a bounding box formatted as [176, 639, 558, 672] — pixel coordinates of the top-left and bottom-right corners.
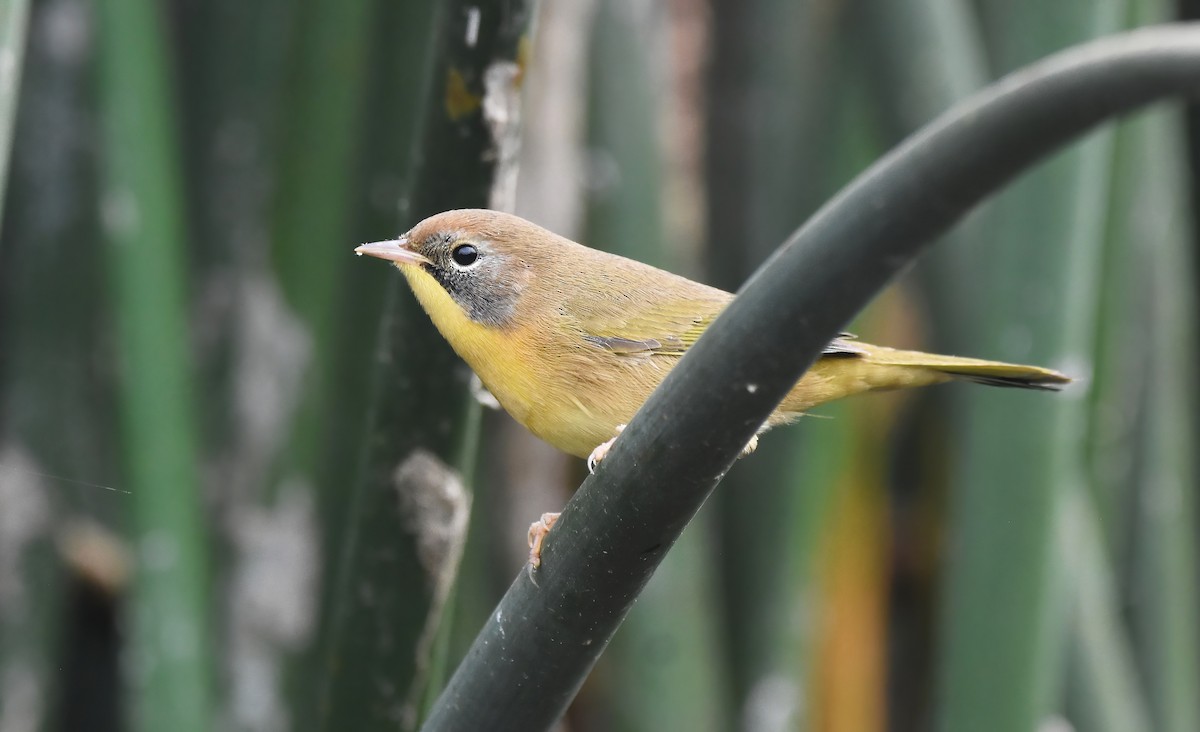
[356, 209, 1069, 565]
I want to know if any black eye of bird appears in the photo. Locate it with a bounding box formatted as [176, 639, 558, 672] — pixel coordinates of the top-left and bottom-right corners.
[451, 244, 478, 267]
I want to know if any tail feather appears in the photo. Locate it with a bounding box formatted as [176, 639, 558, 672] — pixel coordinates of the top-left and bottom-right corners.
[935, 368, 1068, 391]
[776, 343, 1071, 417]
[861, 346, 1071, 391]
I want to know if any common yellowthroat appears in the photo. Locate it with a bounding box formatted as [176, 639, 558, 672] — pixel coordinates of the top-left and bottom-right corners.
[356, 209, 1069, 565]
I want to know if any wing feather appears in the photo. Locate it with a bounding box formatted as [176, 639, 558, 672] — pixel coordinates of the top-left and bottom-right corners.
[561, 258, 859, 360]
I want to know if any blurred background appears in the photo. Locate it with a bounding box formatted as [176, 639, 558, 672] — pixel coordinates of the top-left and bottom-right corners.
[2, 0, 1200, 731]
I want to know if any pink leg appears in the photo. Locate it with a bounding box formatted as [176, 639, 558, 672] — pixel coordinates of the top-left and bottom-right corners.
[526, 511, 562, 569]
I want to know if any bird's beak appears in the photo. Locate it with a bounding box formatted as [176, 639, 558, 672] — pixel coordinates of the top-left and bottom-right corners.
[354, 237, 431, 266]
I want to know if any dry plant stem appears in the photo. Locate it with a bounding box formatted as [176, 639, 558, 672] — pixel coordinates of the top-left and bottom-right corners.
[315, 1, 537, 730]
[0, 0, 29, 222]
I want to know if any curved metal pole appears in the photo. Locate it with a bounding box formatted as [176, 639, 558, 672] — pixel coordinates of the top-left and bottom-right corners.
[423, 24, 1200, 732]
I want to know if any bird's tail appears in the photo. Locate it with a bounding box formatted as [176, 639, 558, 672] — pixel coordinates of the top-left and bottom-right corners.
[778, 344, 1071, 415]
[868, 347, 1071, 391]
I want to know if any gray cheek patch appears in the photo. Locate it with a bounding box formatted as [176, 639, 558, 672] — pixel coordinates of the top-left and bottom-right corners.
[428, 259, 521, 328]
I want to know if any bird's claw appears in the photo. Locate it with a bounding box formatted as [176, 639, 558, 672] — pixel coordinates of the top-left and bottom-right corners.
[587, 424, 626, 473]
[527, 511, 561, 570]
[741, 434, 759, 457]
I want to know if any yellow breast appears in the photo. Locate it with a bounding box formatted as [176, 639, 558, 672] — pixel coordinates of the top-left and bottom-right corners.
[399, 264, 643, 457]
[402, 265, 530, 411]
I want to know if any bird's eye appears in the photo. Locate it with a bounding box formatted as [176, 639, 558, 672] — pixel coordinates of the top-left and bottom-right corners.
[451, 244, 479, 267]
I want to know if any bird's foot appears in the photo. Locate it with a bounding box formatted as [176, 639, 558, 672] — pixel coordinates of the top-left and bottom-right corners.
[741, 434, 759, 457]
[527, 511, 562, 570]
[586, 424, 626, 473]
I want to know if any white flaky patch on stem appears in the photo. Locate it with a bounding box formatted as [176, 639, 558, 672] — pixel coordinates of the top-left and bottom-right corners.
[224, 482, 318, 732]
[392, 450, 471, 729]
[483, 60, 525, 213]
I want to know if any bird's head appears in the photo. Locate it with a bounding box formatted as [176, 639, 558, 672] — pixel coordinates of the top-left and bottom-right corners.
[356, 209, 550, 328]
